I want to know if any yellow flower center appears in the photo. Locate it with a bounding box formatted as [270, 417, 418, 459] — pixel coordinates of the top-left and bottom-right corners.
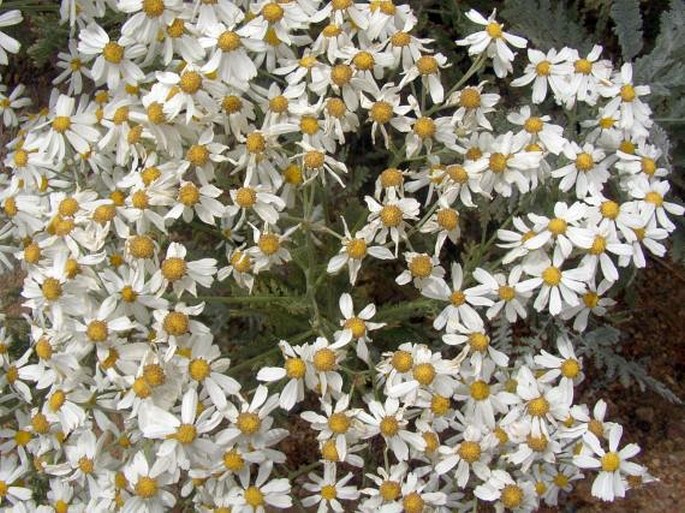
[237, 412, 261, 435]
[437, 208, 459, 231]
[391, 350, 413, 372]
[367, 101, 394, 126]
[379, 416, 399, 437]
[35, 338, 53, 360]
[459, 87, 481, 109]
[163, 311, 189, 336]
[327, 98, 346, 118]
[542, 266, 562, 286]
[645, 191, 663, 207]
[412, 362, 436, 385]
[402, 492, 425, 513]
[575, 152, 594, 171]
[322, 23, 342, 37]
[186, 144, 209, 166]
[223, 95, 243, 113]
[78, 456, 94, 474]
[589, 235, 607, 255]
[601, 451, 621, 472]
[353, 51, 374, 70]
[430, 394, 450, 415]
[284, 358, 306, 379]
[413, 117, 436, 139]
[32, 413, 50, 434]
[330, 64, 353, 86]
[269, 95, 289, 113]
[283, 164, 303, 185]
[189, 358, 211, 381]
[58, 197, 79, 217]
[379, 204, 402, 227]
[52, 116, 72, 133]
[600, 200, 619, 219]
[458, 441, 482, 463]
[528, 397, 550, 417]
[223, 449, 244, 471]
[49, 389, 66, 412]
[303, 150, 325, 169]
[469, 332, 490, 352]
[103, 42, 124, 64]
[470, 380, 490, 400]
[174, 424, 197, 444]
[344, 317, 366, 338]
[328, 412, 351, 434]
[161, 257, 187, 282]
[379, 480, 401, 501]
[135, 476, 158, 499]
[42, 278, 63, 300]
[524, 117, 544, 133]
[235, 187, 257, 208]
[486, 22, 503, 38]
[130, 190, 148, 210]
[300, 115, 319, 135]
[24, 242, 41, 264]
[244, 486, 264, 507]
[261, 2, 284, 22]
[548, 217, 567, 235]
[574, 58, 593, 75]
[619, 140, 636, 154]
[129, 235, 155, 259]
[409, 255, 432, 278]
[142, 0, 164, 17]
[112, 106, 129, 125]
[501, 484, 524, 509]
[466, 146, 483, 161]
[536, 60, 552, 76]
[583, 291, 599, 308]
[313, 348, 337, 372]
[489, 152, 509, 173]
[86, 320, 109, 343]
[178, 183, 200, 206]
[641, 157, 657, 176]
[561, 358, 581, 378]
[554, 473, 570, 488]
[599, 117, 615, 129]
[258, 233, 280, 255]
[321, 439, 339, 461]
[166, 18, 184, 38]
[498, 285, 516, 301]
[143, 363, 166, 387]
[346, 238, 367, 259]
[620, 84, 636, 102]
[218, 31, 241, 52]
[391, 31, 411, 47]
[417, 55, 438, 75]
[179, 71, 202, 94]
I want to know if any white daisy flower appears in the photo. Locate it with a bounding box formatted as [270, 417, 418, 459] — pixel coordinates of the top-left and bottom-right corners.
[456, 9, 527, 78]
[122, 451, 177, 512]
[302, 463, 359, 512]
[149, 242, 217, 298]
[511, 47, 574, 104]
[520, 252, 591, 317]
[77, 23, 146, 90]
[574, 424, 644, 501]
[358, 397, 426, 461]
[552, 141, 611, 199]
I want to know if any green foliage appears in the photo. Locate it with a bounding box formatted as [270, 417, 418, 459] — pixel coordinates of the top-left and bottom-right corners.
[572, 326, 682, 403]
[501, 0, 594, 54]
[609, 0, 644, 61]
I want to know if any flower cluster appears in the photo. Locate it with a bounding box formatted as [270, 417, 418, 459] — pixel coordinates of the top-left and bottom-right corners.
[0, 1, 677, 512]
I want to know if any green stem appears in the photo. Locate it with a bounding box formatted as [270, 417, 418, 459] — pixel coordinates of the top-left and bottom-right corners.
[427, 52, 487, 117]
